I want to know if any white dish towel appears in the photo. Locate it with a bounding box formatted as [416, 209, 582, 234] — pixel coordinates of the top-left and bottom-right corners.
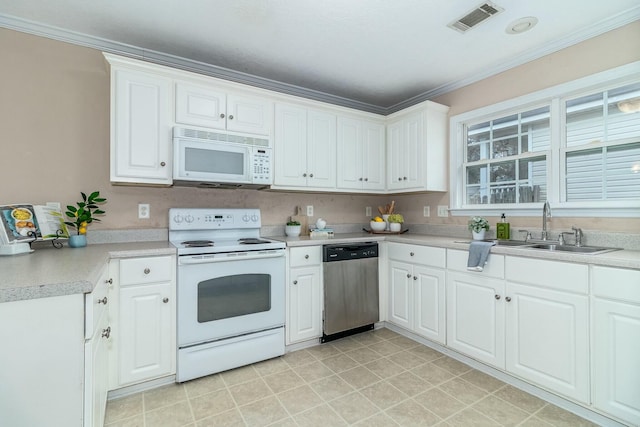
[467, 241, 495, 272]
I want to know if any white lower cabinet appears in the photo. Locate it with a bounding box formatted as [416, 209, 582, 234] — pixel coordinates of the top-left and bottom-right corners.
[387, 243, 446, 344]
[114, 255, 176, 387]
[287, 247, 322, 344]
[446, 250, 590, 404]
[591, 266, 640, 426]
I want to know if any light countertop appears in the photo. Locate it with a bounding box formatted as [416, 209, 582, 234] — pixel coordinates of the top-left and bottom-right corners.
[2, 233, 638, 304]
[0, 242, 175, 303]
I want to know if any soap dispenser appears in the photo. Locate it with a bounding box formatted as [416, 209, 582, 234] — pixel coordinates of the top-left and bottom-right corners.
[496, 213, 510, 240]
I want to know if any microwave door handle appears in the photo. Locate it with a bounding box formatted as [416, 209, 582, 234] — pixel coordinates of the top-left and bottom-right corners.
[179, 251, 285, 265]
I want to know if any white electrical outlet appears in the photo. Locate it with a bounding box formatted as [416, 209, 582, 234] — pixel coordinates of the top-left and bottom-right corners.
[423, 206, 430, 217]
[138, 203, 150, 219]
[437, 205, 449, 217]
[306, 205, 314, 216]
[366, 206, 372, 217]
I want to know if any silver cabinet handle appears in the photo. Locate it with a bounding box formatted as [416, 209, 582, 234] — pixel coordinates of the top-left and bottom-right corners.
[220, 113, 225, 118]
[163, 297, 169, 303]
[97, 297, 108, 305]
[403, 177, 407, 180]
[413, 276, 417, 280]
[105, 278, 113, 284]
[144, 268, 150, 274]
[506, 296, 512, 302]
[309, 173, 314, 178]
[303, 173, 307, 177]
[495, 294, 501, 300]
[398, 177, 402, 181]
[410, 252, 415, 256]
[364, 178, 368, 181]
[293, 280, 298, 285]
[101, 326, 111, 339]
[359, 177, 363, 181]
[406, 273, 411, 278]
[305, 255, 309, 259]
[160, 161, 166, 167]
[228, 114, 234, 120]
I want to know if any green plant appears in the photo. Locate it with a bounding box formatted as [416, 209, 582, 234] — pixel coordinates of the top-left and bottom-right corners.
[387, 213, 404, 223]
[468, 216, 490, 232]
[286, 220, 300, 226]
[64, 191, 107, 235]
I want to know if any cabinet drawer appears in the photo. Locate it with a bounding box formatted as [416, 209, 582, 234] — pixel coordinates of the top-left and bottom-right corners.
[447, 249, 504, 278]
[592, 266, 640, 303]
[289, 246, 322, 268]
[85, 264, 110, 340]
[506, 256, 588, 294]
[120, 256, 173, 285]
[388, 242, 445, 268]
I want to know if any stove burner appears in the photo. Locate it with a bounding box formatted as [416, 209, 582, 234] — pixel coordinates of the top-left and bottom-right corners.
[238, 238, 270, 245]
[181, 240, 214, 247]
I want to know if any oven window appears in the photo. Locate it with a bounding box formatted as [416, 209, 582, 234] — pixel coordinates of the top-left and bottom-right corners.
[185, 147, 244, 175]
[197, 274, 271, 322]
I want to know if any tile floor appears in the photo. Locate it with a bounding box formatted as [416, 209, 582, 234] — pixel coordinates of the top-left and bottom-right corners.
[105, 328, 598, 427]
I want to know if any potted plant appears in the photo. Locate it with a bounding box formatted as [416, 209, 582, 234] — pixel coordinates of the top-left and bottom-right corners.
[468, 216, 489, 240]
[64, 191, 107, 247]
[285, 220, 302, 237]
[387, 214, 404, 232]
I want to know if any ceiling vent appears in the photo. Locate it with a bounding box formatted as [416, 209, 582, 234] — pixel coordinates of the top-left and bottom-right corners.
[448, 2, 504, 33]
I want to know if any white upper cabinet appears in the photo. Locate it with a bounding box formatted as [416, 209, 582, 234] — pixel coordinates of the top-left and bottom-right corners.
[336, 117, 385, 191]
[386, 101, 449, 192]
[273, 103, 336, 189]
[110, 67, 173, 185]
[176, 82, 272, 136]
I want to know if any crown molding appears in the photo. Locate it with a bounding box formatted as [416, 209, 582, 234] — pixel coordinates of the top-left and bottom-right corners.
[2, 9, 639, 116]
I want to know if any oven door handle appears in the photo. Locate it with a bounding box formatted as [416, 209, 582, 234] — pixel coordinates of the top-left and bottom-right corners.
[179, 250, 285, 265]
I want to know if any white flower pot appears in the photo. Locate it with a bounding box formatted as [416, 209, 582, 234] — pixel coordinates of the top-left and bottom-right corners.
[472, 230, 486, 240]
[389, 222, 402, 232]
[285, 225, 301, 237]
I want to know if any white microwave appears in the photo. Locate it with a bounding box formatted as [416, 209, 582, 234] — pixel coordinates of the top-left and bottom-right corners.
[173, 127, 272, 189]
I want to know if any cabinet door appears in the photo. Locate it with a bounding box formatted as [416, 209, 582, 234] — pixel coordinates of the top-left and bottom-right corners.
[592, 298, 640, 424]
[402, 113, 423, 190]
[85, 308, 110, 427]
[288, 266, 321, 343]
[413, 266, 446, 344]
[227, 93, 272, 135]
[362, 121, 386, 190]
[112, 69, 172, 184]
[386, 119, 404, 190]
[175, 82, 226, 129]
[447, 271, 505, 368]
[274, 103, 308, 187]
[388, 260, 412, 330]
[336, 117, 364, 189]
[505, 282, 589, 403]
[306, 110, 337, 188]
[119, 282, 174, 385]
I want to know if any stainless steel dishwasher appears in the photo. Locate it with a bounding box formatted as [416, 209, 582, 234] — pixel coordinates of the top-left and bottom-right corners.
[322, 242, 379, 342]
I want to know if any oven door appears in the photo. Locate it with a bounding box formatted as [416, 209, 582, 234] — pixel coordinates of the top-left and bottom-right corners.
[173, 138, 251, 183]
[177, 249, 285, 347]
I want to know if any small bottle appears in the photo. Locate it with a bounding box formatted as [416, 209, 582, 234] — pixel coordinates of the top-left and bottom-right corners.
[496, 213, 510, 240]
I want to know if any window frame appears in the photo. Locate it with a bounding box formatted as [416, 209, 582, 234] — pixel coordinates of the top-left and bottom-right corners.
[449, 61, 640, 218]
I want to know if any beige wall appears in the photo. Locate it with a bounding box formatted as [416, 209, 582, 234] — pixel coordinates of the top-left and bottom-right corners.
[1, 22, 639, 234]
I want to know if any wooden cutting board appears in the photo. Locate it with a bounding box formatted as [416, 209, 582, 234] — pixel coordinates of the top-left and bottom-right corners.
[290, 206, 309, 236]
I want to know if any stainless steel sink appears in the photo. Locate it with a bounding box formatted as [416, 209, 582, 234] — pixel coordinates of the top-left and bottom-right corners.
[455, 239, 534, 246]
[528, 243, 621, 255]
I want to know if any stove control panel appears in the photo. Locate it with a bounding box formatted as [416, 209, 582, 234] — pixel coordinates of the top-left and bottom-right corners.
[169, 208, 261, 230]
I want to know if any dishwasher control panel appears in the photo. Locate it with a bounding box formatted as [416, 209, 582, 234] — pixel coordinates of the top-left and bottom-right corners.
[323, 243, 378, 262]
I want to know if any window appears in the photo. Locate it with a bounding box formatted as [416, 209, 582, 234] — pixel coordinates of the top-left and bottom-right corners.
[564, 82, 640, 201]
[464, 106, 550, 205]
[449, 62, 640, 217]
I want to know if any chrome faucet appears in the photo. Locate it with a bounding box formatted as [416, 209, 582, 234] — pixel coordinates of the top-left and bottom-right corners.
[541, 201, 552, 240]
[572, 226, 583, 247]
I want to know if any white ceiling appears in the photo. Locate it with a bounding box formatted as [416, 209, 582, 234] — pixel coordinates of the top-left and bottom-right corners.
[1, 1, 639, 114]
